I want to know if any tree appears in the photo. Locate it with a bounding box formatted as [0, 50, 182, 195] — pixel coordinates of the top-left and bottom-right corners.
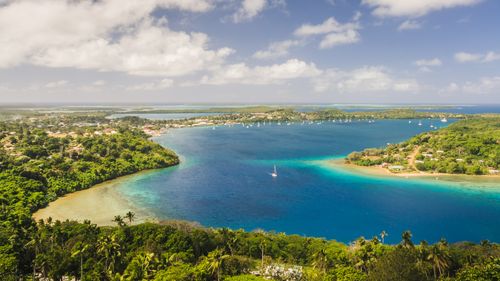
[204, 248, 229, 281]
[71, 242, 90, 281]
[312, 248, 330, 273]
[368, 248, 428, 281]
[401, 231, 414, 249]
[216, 228, 238, 256]
[113, 215, 125, 227]
[380, 230, 388, 244]
[25, 231, 43, 281]
[455, 258, 500, 281]
[125, 211, 135, 225]
[97, 234, 122, 277]
[427, 241, 450, 280]
[121, 252, 157, 281]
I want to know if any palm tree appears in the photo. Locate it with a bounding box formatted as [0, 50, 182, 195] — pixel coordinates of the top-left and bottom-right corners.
[401, 231, 414, 249]
[216, 228, 237, 256]
[71, 242, 89, 281]
[205, 248, 229, 281]
[312, 248, 330, 273]
[480, 240, 491, 248]
[427, 244, 450, 279]
[113, 215, 125, 227]
[125, 211, 135, 225]
[97, 234, 122, 277]
[25, 232, 43, 280]
[416, 240, 430, 279]
[380, 230, 388, 244]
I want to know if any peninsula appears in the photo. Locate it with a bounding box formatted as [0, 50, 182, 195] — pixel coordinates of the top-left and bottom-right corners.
[345, 117, 500, 177]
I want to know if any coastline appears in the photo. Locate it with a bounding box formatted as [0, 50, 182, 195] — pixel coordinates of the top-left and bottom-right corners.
[319, 158, 500, 184]
[33, 171, 159, 226]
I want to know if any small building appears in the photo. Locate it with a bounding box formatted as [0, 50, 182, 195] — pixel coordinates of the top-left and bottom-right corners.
[388, 165, 404, 171]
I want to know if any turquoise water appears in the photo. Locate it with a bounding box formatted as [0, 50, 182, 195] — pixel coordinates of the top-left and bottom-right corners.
[117, 119, 500, 243]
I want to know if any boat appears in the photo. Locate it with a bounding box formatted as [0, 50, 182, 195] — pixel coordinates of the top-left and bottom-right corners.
[441, 117, 448, 123]
[418, 121, 422, 126]
[270, 165, 278, 178]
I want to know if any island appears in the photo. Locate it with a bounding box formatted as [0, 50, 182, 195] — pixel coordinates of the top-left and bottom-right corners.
[0, 106, 499, 281]
[345, 117, 500, 177]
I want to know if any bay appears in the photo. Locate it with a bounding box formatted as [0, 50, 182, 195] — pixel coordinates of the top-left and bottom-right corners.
[113, 119, 500, 244]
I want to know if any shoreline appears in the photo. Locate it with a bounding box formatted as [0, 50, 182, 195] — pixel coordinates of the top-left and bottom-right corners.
[320, 158, 500, 184]
[33, 171, 159, 226]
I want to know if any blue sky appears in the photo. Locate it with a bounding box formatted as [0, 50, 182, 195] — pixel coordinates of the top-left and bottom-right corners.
[0, 0, 499, 104]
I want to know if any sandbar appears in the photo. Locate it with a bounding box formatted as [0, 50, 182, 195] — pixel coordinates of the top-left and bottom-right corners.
[33, 173, 157, 226]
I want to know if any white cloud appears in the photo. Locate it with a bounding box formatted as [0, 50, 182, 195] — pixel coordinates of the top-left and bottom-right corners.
[253, 40, 301, 60]
[201, 59, 322, 85]
[232, 0, 268, 23]
[31, 20, 234, 77]
[440, 76, 500, 94]
[362, 0, 482, 18]
[319, 30, 360, 49]
[45, 80, 68, 88]
[92, 80, 107, 86]
[0, 0, 230, 77]
[294, 16, 361, 49]
[127, 79, 174, 91]
[398, 20, 422, 31]
[484, 52, 500, 62]
[454, 52, 483, 63]
[294, 17, 359, 37]
[454, 51, 500, 63]
[313, 66, 419, 93]
[415, 58, 442, 66]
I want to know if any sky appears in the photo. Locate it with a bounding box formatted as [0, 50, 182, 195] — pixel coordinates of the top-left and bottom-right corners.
[0, 0, 499, 105]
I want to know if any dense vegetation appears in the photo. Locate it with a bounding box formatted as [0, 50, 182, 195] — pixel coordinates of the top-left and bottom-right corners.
[347, 117, 500, 175]
[2, 219, 499, 281]
[0, 110, 498, 280]
[0, 117, 179, 279]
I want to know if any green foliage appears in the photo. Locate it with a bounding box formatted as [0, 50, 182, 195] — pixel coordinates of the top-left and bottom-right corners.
[454, 258, 500, 281]
[0, 113, 498, 280]
[367, 248, 429, 281]
[348, 117, 500, 175]
[224, 275, 267, 281]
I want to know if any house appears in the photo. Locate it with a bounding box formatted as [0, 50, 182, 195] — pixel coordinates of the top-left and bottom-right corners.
[388, 165, 404, 171]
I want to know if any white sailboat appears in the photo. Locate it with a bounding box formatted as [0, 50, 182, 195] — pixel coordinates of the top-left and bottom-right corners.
[440, 117, 448, 123]
[270, 165, 278, 178]
[418, 121, 422, 126]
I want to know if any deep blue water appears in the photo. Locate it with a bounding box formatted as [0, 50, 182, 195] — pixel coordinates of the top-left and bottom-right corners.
[117, 119, 500, 244]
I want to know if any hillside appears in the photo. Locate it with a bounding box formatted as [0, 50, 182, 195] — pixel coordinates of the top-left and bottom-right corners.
[346, 117, 500, 175]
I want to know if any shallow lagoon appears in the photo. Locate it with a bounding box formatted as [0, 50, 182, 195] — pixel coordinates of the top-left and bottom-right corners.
[111, 119, 499, 243]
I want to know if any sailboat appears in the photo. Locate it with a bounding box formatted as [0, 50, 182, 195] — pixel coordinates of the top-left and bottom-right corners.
[418, 121, 422, 126]
[270, 165, 278, 178]
[440, 117, 448, 123]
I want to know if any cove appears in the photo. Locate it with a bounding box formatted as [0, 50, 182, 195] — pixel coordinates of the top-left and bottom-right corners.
[75, 119, 500, 243]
